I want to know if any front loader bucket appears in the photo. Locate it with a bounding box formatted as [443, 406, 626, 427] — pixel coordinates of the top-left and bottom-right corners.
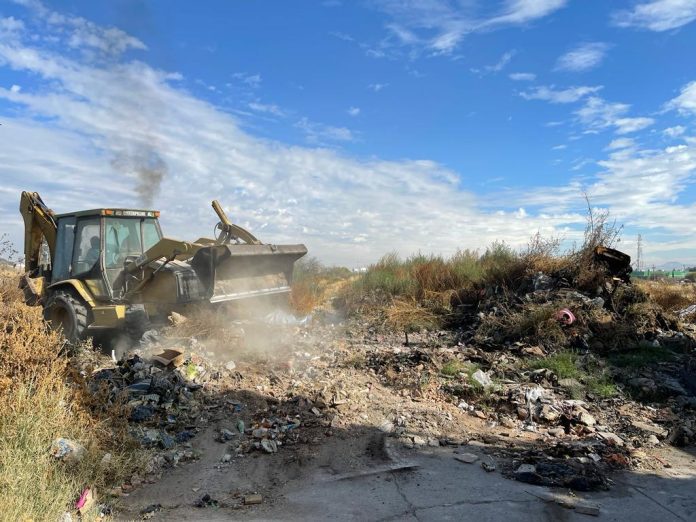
[190, 243, 307, 303]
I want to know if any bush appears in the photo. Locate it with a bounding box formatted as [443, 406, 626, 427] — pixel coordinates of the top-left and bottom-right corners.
[0, 270, 142, 520]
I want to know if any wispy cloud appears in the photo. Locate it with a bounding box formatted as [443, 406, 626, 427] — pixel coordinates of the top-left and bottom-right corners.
[606, 137, 635, 150]
[471, 50, 516, 75]
[370, 0, 567, 56]
[663, 125, 686, 137]
[509, 72, 536, 81]
[3, 1, 696, 267]
[248, 102, 285, 117]
[0, 3, 594, 265]
[666, 80, 696, 115]
[368, 82, 388, 92]
[294, 118, 355, 144]
[612, 0, 696, 31]
[231, 72, 262, 88]
[575, 97, 655, 134]
[520, 85, 603, 103]
[555, 42, 609, 72]
[347, 107, 360, 116]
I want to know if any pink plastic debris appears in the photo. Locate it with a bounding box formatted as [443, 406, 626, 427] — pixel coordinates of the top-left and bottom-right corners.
[556, 308, 576, 325]
[75, 488, 91, 510]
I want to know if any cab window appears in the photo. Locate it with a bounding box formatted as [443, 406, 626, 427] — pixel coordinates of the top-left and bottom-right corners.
[72, 217, 100, 276]
[105, 218, 141, 268]
[52, 216, 76, 282]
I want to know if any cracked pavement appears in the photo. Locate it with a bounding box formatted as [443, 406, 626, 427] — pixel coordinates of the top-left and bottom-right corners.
[126, 444, 696, 521]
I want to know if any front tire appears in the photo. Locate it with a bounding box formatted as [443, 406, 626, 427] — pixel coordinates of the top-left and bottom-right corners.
[44, 289, 90, 343]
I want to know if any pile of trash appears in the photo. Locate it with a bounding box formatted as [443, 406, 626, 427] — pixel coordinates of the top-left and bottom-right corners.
[87, 343, 220, 453]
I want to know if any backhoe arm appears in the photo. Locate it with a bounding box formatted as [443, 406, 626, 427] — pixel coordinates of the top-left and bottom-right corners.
[19, 191, 57, 272]
[212, 200, 261, 245]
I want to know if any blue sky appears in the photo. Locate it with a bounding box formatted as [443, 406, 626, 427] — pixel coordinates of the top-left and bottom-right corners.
[1, 0, 696, 266]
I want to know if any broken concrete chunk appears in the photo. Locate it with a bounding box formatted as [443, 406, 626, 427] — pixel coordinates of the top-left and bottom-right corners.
[471, 369, 492, 387]
[378, 420, 395, 433]
[515, 464, 536, 474]
[631, 420, 667, 438]
[244, 494, 263, 505]
[597, 431, 624, 447]
[575, 501, 601, 516]
[454, 453, 479, 464]
[578, 411, 597, 427]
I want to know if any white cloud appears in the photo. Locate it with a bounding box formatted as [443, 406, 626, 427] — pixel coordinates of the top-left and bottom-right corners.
[14, 0, 145, 56]
[666, 80, 696, 115]
[368, 83, 388, 92]
[0, 9, 594, 266]
[370, 0, 567, 55]
[520, 85, 603, 103]
[663, 125, 686, 137]
[294, 117, 355, 144]
[471, 50, 516, 75]
[509, 72, 536, 81]
[555, 42, 609, 72]
[552, 144, 567, 150]
[606, 137, 635, 150]
[575, 97, 655, 134]
[612, 0, 696, 31]
[347, 107, 360, 116]
[483, 0, 568, 27]
[232, 72, 262, 88]
[248, 102, 285, 117]
[614, 117, 655, 134]
[9, 84, 21, 93]
[3, 4, 696, 267]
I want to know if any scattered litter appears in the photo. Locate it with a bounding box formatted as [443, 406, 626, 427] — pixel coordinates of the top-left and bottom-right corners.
[50, 438, 85, 464]
[151, 348, 185, 368]
[75, 487, 95, 514]
[194, 493, 218, 508]
[264, 309, 312, 326]
[526, 490, 600, 517]
[244, 494, 263, 505]
[168, 311, 188, 326]
[481, 461, 496, 472]
[140, 504, 162, 519]
[555, 308, 576, 325]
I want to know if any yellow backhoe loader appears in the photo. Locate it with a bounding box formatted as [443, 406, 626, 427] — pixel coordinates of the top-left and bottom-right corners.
[19, 191, 307, 343]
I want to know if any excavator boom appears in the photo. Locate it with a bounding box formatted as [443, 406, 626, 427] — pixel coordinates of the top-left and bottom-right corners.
[19, 191, 57, 272]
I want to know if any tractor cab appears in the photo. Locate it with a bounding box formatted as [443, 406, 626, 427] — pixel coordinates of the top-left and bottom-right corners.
[52, 208, 163, 300]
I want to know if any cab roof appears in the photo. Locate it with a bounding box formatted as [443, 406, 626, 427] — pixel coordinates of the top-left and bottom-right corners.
[55, 209, 160, 219]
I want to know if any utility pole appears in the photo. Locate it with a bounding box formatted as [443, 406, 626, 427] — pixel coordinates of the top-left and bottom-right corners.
[635, 234, 643, 272]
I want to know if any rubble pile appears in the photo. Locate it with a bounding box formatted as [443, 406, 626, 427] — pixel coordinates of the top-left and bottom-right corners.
[340, 248, 696, 489]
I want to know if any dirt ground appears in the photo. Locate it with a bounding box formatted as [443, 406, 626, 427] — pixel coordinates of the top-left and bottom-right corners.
[102, 311, 696, 521]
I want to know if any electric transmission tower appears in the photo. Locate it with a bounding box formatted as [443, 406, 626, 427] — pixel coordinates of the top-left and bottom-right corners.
[636, 234, 643, 272]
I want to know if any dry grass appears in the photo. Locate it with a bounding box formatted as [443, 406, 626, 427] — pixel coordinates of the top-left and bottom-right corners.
[0, 269, 143, 521]
[385, 298, 441, 343]
[636, 279, 696, 313]
[290, 257, 353, 314]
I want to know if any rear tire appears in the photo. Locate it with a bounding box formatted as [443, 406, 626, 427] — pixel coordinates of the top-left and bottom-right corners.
[44, 289, 90, 344]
